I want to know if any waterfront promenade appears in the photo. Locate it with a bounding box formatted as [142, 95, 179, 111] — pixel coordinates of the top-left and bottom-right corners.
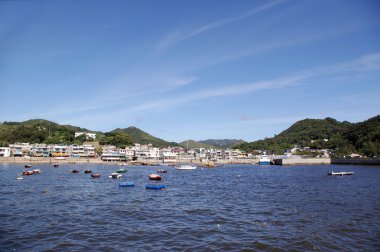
[0, 157, 258, 166]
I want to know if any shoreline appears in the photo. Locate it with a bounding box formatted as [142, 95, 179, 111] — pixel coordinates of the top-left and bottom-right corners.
[1, 157, 380, 166]
[0, 157, 258, 166]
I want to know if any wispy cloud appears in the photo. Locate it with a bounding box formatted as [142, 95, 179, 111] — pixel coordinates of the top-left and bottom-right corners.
[157, 0, 288, 51]
[68, 52, 380, 125]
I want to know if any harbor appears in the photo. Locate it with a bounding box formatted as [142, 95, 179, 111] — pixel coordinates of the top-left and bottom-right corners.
[1, 162, 379, 251]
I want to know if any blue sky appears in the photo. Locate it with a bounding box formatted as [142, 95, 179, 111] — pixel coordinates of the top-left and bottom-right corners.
[1, 0, 379, 142]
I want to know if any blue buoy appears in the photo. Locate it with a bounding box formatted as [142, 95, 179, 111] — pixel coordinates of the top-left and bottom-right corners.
[145, 184, 166, 190]
[119, 182, 134, 187]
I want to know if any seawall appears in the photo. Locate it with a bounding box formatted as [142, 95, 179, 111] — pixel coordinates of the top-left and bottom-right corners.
[331, 158, 380, 165]
[273, 158, 331, 165]
[273, 158, 380, 165]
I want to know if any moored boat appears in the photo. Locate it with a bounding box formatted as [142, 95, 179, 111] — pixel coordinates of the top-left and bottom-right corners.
[53, 164, 59, 167]
[22, 171, 34, 176]
[175, 164, 197, 170]
[328, 171, 354, 176]
[109, 173, 123, 179]
[91, 173, 101, 178]
[116, 168, 128, 173]
[156, 169, 167, 173]
[71, 169, 80, 173]
[24, 164, 32, 168]
[148, 173, 161, 180]
[84, 169, 92, 173]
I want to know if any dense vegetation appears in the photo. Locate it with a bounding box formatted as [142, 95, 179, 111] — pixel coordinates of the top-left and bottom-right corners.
[111, 127, 180, 148]
[235, 116, 380, 157]
[99, 132, 133, 149]
[179, 139, 246, 149]
[200, 139, 246, 149]
[0, 119, 96, 146]
[179, 140, 214, 149]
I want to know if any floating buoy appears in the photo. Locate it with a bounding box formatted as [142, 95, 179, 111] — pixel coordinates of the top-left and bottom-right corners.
[145, 184, 166, 190]
[119, 182, 134, 187]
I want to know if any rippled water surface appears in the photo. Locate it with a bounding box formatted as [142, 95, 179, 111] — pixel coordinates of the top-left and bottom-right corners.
[1, 163, 380, 251]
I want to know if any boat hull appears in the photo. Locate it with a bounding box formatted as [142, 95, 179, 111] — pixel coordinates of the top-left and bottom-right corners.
[258, 161, 271, 165]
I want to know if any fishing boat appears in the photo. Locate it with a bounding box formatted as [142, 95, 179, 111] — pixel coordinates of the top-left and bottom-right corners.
[91, 173, 101, 178]
[148, 173, 161, 180]
[175, 164, 197, 170]
[116, 168, 128, 173]
[258, 155, 271, 165]
[109, 173, 123, 179]
[328, 171, 354, 176]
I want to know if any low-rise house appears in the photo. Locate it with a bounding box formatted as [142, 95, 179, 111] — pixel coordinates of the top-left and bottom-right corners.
[9, 143, 32, 157]
[0, 147, 11, 157]
[101, 145, 126, 162]
[160, 148, 178, 163]
[31, 144, 51, 157]
[83, 145, 96, 157]
[52, 145, 70, 157]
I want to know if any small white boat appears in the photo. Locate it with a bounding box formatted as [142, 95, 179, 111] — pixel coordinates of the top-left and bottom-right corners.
[109, 173, 123, 179]
[175, 164, 197, 170]
[328, 171, 354, 176]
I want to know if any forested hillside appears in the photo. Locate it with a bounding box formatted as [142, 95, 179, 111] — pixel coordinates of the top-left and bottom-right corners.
[236, 116, 380, 157]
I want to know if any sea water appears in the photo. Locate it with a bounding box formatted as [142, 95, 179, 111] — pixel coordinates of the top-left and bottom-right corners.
[1, 163, 379, 251]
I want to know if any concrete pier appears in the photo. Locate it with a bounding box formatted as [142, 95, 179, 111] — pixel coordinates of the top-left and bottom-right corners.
[273, 158, 331, 165]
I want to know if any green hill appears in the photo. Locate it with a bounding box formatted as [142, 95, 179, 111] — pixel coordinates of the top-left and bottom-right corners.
[0, 119, 97, 146]
[236, 115, 380, 157]
[111, 127, 179, 148]
[179, 140, 214, 149]
[199, 139, 246, 149]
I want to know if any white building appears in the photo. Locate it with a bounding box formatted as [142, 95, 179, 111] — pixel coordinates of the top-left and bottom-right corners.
[75, 132, 96, 140]
[0, 147, 11, 157]
[160, 148, 178, 163]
